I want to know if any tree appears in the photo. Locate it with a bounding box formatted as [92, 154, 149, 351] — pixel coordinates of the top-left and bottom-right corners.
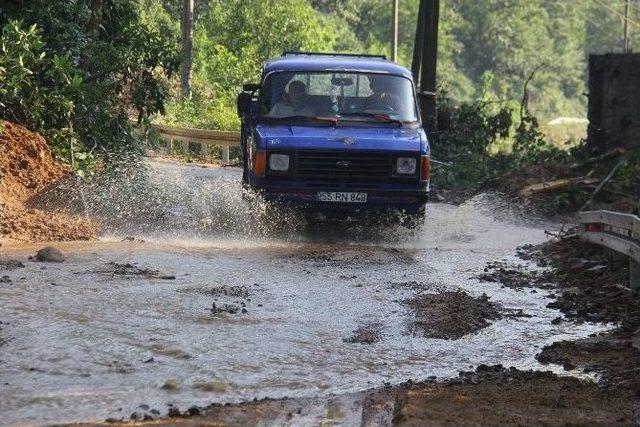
[0, 0, 180, 167]
[181, 0, 194, 98]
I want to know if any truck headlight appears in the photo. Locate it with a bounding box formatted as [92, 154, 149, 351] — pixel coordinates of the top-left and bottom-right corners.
[396, 157, 417, 175]
[269, 153, 289, 171]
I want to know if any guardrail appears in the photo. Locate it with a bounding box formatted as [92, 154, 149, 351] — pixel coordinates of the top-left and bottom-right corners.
[142, 122, 241, 163]
[577, 210, 640, 293]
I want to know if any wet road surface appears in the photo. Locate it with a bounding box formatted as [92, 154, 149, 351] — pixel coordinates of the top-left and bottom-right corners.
[0, 161, 608, 425]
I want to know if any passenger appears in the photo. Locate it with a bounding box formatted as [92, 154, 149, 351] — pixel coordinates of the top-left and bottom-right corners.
[269, 80, 314, 117]
[363, 76, 401, 112]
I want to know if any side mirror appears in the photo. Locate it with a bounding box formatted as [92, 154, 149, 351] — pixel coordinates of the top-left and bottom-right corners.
[237, 92, 252, 118]
[243, 83, 260, 93]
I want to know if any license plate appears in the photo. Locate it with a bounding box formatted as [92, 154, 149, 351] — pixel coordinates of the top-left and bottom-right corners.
[317, 192, 367, 203]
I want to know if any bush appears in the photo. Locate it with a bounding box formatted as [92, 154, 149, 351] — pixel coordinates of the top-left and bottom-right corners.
[432, 99, 513, 190]
[161, 94, 240, 131]
[432, 95, 579, 191]
[0, 1, 179, 174]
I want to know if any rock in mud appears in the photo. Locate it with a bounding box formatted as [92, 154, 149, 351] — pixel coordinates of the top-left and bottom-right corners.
[405, 291, 502, 339]
[344, 322, 383, 344]
[161, 379, 180, 390]
[167, 407, 181, 417]
[210, 302, 243, 315]
[34, 246, 65, 263]
[0, 260, 25, 271]
[187, 406, 201, 416]
[0, 275, 11, 283]
[102, 262, 174, 280]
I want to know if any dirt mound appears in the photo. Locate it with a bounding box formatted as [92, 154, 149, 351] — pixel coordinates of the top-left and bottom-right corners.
[537, 338, 640, 392]
[405, 291, 502, 339]
[0, 121, 96, 242]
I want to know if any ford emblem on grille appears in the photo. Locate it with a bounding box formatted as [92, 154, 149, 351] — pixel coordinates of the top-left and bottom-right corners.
[336, 160, 351, 168]
[342, 137, 356, 146]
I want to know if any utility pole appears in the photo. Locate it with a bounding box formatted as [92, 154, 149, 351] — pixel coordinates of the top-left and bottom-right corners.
[623, 0, 630, 53]
[391, 0, 399, 62]
[419, 0, 439, 129]
[411, 0, 426, 82]
[181, 0, 194, 99]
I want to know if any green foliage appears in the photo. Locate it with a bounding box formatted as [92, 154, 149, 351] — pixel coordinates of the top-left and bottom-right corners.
[0, 1, 179, 173]
[0, 20, 84, 154]
[432, 94, 578, 191]
[162, 94, 239, 131]
[432, 98, 513, 190]
[4, 0, 633, 188]
[164, 0, 339, 131]
[513, 115, 571, 164]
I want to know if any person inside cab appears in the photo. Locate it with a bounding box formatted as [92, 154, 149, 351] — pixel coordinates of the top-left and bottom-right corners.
[269, 80, 314, 117]
[363, 76, 402, 113]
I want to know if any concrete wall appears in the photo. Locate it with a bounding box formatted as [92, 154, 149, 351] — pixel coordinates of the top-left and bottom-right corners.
[588, 53, 640, 154]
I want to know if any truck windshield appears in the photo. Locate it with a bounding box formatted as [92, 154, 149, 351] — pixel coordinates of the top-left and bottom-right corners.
[260, 71, 418, 123]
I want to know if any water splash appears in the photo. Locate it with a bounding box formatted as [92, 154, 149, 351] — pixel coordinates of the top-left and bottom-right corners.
[31, 158, 554, 250]
[31, 158, 306, 241]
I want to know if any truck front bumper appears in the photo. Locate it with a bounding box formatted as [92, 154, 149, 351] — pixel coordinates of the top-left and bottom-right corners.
[257, 183, 429, 214]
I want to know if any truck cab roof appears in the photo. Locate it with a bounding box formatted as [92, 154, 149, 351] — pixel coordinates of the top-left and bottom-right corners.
[263, 52, 414, 80]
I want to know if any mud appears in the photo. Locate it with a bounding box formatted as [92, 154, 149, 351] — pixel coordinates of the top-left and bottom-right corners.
[395, 365, 639, 426]
[0, 121, 96, 242]
[537, 338, 640, 390]
[344, 322, 383, 344]
[475, 235, 640, 407]
[97, 261, 176, 280]
[405, 292, 502, 339]
[81, 365, 639, 426]
[0, 160, 632, 426]
[0, 259, 25, 270]
[475, 260, 556, 290]
[535, 237, 639, 329]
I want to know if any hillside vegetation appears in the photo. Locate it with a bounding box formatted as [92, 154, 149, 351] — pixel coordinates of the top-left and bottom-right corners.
[1, 1, 638, 204]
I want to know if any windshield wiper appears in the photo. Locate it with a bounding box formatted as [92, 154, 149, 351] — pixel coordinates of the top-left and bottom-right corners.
[263, 115, 339, 125]
[339, 112, 405, 126]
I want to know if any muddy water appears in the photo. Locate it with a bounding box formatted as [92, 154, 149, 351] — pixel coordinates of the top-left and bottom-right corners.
[0, 161, 608, 425]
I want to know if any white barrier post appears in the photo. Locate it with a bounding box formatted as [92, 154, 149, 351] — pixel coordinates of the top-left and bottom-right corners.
[222, 145, 230, 164]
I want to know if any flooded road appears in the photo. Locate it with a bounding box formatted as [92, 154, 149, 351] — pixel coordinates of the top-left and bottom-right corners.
[0, 161, 608, 425]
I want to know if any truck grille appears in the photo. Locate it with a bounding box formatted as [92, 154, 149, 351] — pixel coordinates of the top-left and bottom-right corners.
[294, 150, 392, 182]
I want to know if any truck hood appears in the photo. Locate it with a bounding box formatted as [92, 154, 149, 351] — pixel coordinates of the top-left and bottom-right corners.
[255, 125, 427, 153]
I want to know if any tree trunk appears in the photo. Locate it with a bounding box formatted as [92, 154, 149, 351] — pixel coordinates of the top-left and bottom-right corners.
[419, 0, 439, 130]
[87, 0, 103, 37]
[181, 0, 194, 99]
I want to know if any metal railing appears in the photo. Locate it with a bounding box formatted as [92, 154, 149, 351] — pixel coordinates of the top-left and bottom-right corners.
[143, 122, 241, 163]
[577, 210, 640, 293]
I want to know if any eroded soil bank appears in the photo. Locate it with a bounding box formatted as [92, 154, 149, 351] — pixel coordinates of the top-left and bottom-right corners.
[0, 121, 96, 242]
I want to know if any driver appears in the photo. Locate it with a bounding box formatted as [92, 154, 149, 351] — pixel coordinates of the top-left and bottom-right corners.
[364, 76, 401, 112]
[269, 80, 314, 117]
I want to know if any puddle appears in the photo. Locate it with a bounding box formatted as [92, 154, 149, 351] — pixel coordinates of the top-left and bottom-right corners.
[0, 161, 611, 425]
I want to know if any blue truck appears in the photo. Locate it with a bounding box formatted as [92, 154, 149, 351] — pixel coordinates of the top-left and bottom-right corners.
[237, 52, 430, 225]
